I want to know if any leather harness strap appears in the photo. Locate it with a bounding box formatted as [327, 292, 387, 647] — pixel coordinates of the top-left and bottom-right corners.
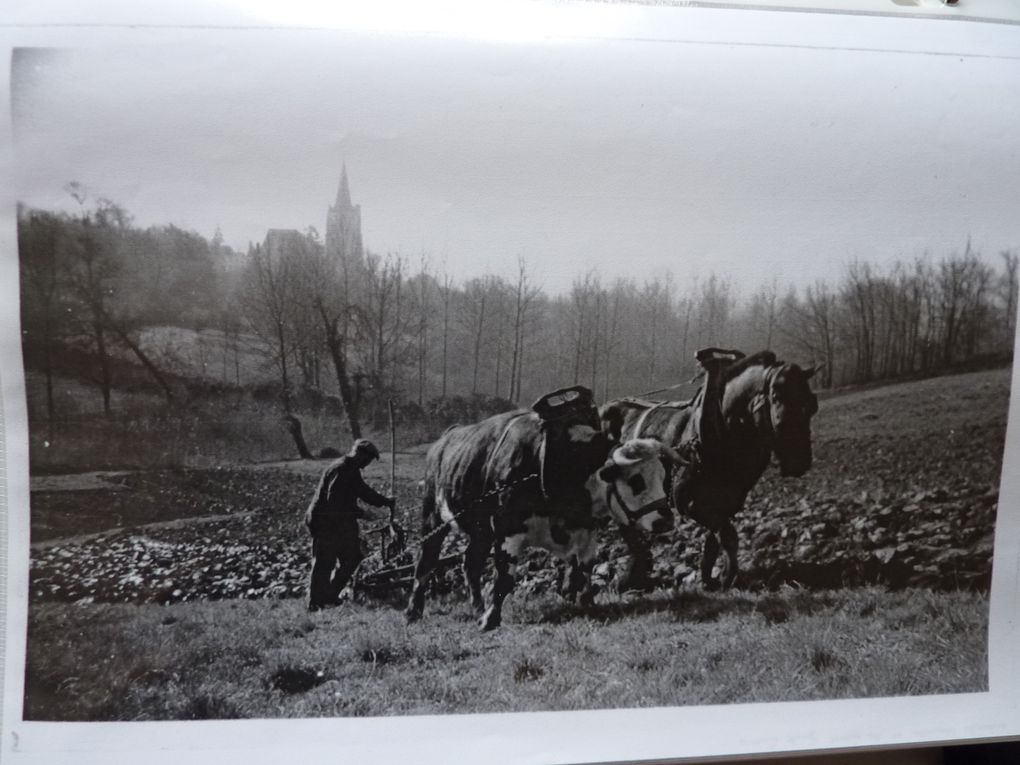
[749, 364, 780, 436]
[482, 411, 531, 486]
[606, 478, 668, 524]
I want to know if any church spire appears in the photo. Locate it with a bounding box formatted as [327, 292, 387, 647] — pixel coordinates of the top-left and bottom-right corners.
[326, 163, 364, 263]
[336, 164, 352, 209]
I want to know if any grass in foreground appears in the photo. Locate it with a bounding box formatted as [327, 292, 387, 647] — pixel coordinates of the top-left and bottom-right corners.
[24, 586, 987, 720]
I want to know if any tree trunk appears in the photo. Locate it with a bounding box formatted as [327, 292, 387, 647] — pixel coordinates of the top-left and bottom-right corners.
[276, 321, 291, 413]
[441, 278, 451, 399]
[106, 318, 176, 403]
[43, 333, 55, 443]
[94, 320, 112, 416]
[285, 415, 314, 459]
[316, 302, 362, 440]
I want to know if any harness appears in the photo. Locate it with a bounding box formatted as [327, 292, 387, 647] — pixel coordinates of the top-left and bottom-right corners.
[481, 411, 531, 482]
[748, 364, 780, 437]
[606, 480, 669, 523]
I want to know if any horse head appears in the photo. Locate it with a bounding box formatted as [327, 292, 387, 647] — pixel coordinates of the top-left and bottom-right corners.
[760, 361, 819, 476]
[724, 352, 819, 478]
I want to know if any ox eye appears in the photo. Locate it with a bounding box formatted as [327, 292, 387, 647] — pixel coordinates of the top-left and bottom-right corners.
[627, 474, 646, 495]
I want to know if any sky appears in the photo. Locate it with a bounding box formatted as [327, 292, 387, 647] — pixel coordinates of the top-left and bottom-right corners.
[11, 29, 1020, 297]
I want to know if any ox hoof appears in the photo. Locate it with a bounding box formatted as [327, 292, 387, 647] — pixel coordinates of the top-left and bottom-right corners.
[405, 607, 423, 624]
[479, 608, 502, 632]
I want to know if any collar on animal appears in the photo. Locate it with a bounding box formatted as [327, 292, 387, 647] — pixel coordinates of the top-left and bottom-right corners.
[605, 481, 668, 524]
[749, 364, 780, 436]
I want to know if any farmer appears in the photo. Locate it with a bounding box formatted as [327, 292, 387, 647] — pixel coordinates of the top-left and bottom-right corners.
[305, 438, 395, 612]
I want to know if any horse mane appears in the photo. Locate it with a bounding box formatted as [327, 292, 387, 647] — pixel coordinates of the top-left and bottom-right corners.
[721, 350, 780, 382]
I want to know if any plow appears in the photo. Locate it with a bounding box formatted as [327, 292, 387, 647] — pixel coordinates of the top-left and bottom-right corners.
[350, 399, 461, 598]
[352, 522, 464, 597]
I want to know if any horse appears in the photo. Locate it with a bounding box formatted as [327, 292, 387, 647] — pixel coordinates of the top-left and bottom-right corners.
[600, 350, 819, 590]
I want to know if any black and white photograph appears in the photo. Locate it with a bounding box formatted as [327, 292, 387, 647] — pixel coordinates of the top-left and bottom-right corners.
[2, 3, 1020, 763]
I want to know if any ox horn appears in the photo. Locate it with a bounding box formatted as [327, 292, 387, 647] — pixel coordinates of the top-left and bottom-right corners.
[612, 447, 643, 467]
[660, 443, 690, 466]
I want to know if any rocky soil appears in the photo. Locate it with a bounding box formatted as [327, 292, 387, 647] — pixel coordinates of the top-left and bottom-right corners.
[28, 368, 1008, 605]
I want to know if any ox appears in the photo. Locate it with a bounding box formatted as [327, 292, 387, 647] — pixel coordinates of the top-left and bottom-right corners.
[601, 349, 818, 590]
[405, 385, 682, 631]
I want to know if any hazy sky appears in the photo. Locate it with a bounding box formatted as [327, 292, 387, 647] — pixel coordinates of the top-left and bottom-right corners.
[11, 31, 1020, 296]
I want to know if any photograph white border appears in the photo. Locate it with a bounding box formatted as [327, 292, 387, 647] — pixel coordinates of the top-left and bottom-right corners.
[2, 3, 1019, 763]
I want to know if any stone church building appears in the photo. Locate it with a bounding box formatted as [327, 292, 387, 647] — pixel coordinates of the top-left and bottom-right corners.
[324, 164, 364, 265]
[257, 164, 364, 265]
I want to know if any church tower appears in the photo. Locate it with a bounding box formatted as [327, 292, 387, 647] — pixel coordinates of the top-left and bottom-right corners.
[325, 164, 364, 264]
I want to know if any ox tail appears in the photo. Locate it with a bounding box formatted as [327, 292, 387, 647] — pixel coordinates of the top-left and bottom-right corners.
[419, 477, 441, 534]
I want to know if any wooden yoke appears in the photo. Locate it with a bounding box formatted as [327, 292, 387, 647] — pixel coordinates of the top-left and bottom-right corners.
[531, 385, 602, 502]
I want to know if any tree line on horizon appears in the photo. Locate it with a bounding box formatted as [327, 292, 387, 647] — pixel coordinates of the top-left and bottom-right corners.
[17, 187, 1019, 442]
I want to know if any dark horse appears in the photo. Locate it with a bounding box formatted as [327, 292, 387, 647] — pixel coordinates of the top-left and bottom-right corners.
[600, 349, 819, 590]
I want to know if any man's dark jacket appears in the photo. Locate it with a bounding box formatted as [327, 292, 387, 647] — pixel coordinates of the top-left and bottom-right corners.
[305, 456, 389, 533]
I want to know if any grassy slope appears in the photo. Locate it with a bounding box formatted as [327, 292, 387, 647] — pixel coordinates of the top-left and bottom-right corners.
[22, 368, 1005, 719]
[24, 587, 986, 720]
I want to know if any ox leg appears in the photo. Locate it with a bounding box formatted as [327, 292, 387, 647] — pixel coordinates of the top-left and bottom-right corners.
[615, 523, 654, 592]
[576, 557, 597, 608]
[718, 521, 739, 590]
[463, 535, 490, 615]
[701, 532, 722, 592]
[405, 522, 449, 624]
[480, 542, 517, 631]
[561, 555, 586, 603]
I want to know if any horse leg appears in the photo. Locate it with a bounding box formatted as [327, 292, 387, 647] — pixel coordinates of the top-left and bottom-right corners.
[405, 499, 450, 623]
[480, 540, 517, 631]
[701, 531, 722, 592]
[463, 533, 491, 615]
[719, 521, 739, 589]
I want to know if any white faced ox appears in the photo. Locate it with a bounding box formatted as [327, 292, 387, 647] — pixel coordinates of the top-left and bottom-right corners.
[404, 410, 676, 631]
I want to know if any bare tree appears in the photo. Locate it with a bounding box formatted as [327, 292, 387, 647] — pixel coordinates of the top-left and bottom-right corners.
[440, 270, 454, 399]
[239, 237, 302, 412]
[461, 277, 491, 395]
[361, 252, 408, 395]
[18, 207, 66, 438]
[781, 281, 836, 387]
[1000, 250, 1019, 352]
[599, 278, 629, 401]
[569, 272, 599, 385]
[413, 254, 432, 407]
[507, 257, 541, 403]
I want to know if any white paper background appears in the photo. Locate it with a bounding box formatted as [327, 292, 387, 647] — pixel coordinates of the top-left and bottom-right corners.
[2, 3, 1018, 763]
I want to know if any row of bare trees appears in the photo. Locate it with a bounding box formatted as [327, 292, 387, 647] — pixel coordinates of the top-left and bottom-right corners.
[18, 188, 1019, 445]
[237, 229, 1018, 440]
[18, 187, 222, 438]
[236, 226, 545, 438]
